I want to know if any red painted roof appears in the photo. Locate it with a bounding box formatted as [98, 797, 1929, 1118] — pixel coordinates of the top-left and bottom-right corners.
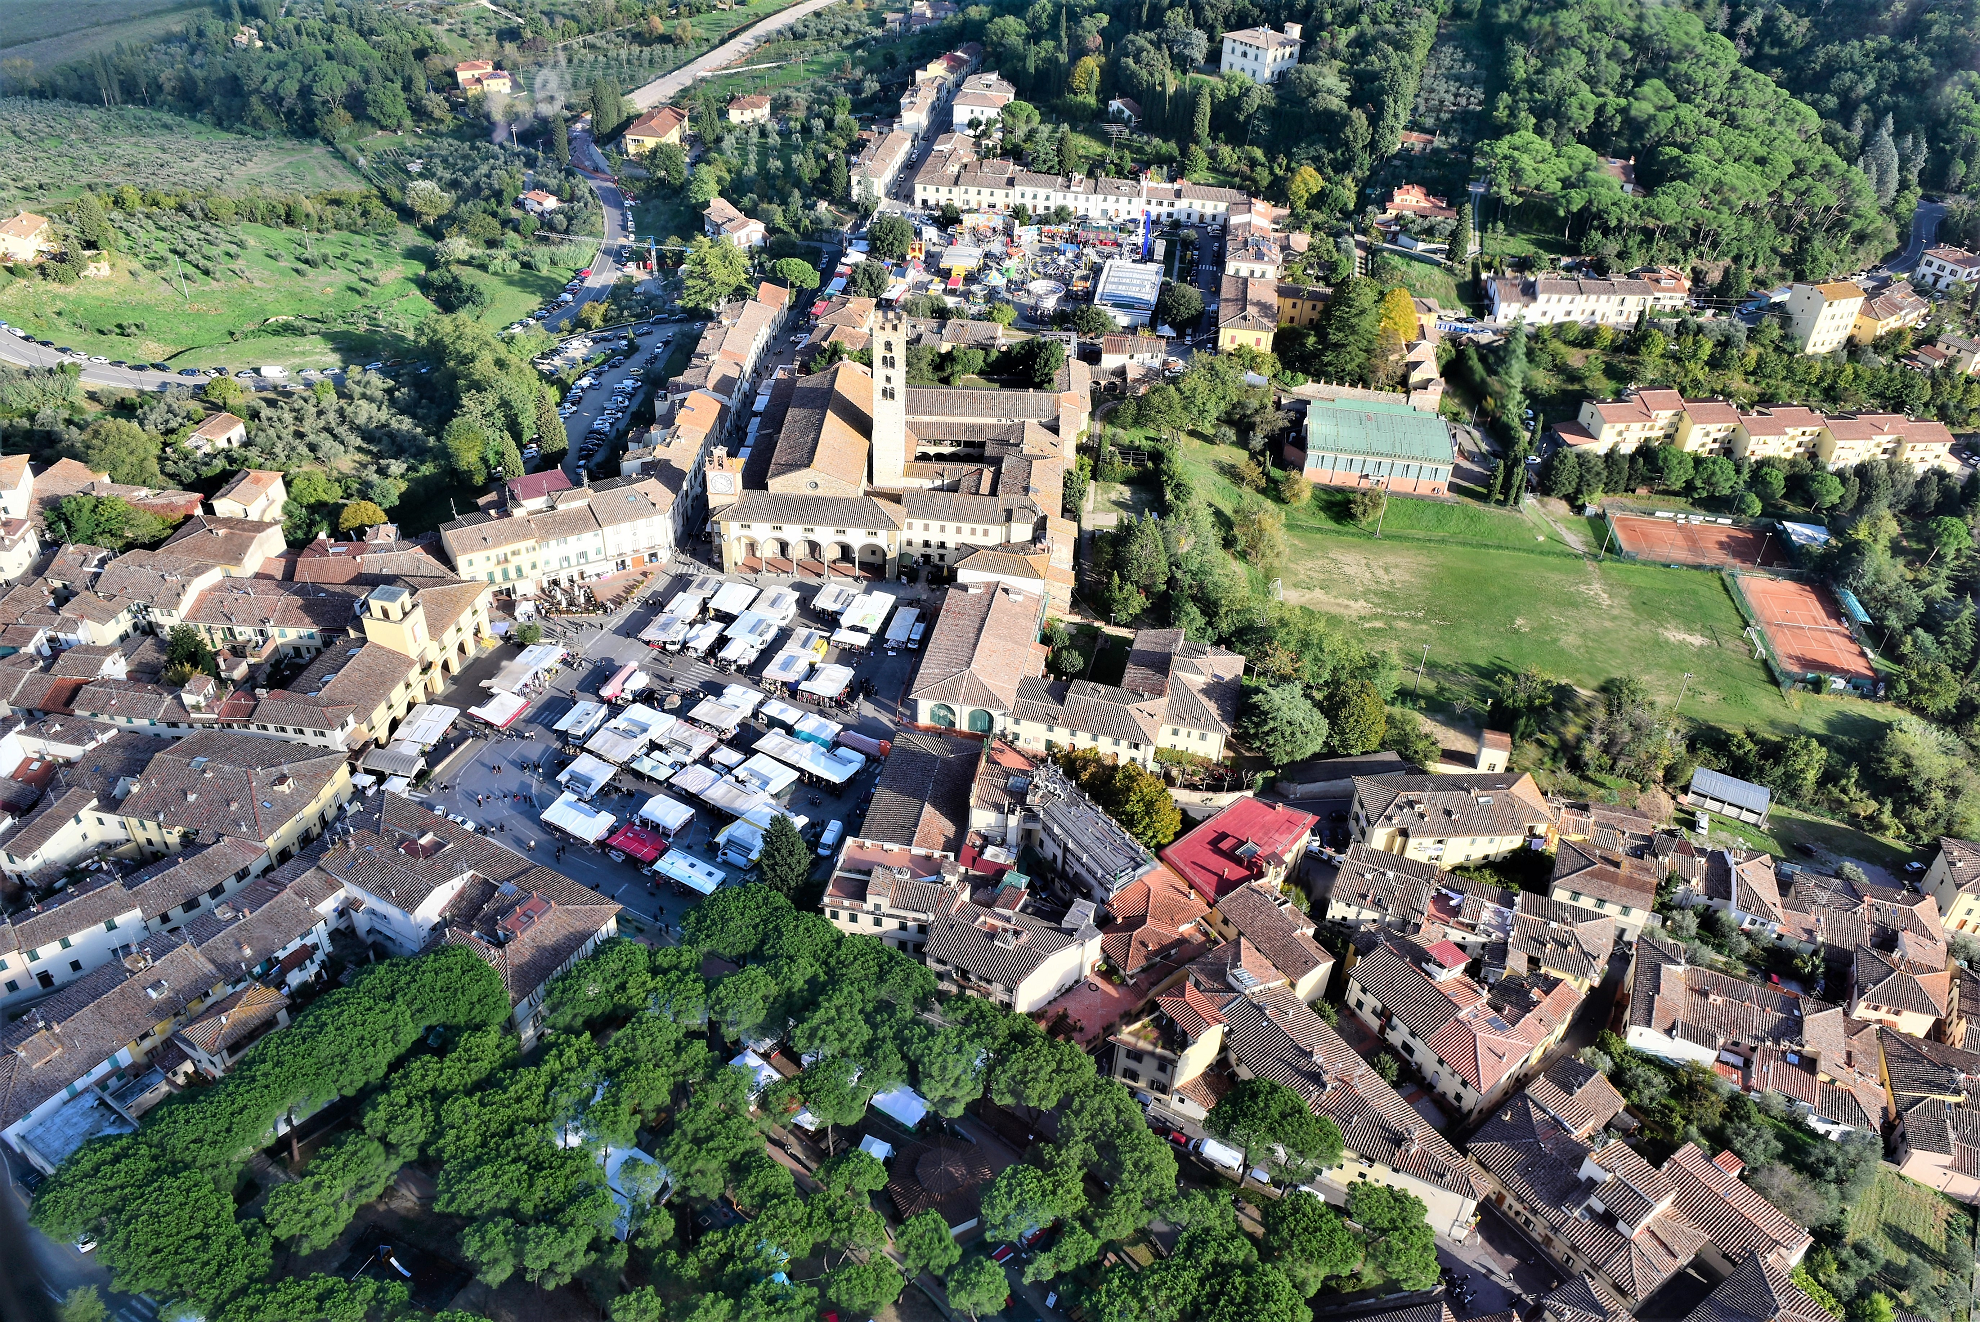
[1159, 796, 1317, 902]
[1424, 938, 1469, 969]
[605, 823, 669, 863]
[506, 470, 575, 503]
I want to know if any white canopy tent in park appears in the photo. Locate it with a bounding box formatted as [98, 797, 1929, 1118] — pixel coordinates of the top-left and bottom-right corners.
[812, 583, 859, 616]
[542, 791, 616, 843]
[841, 591, 894, 635]
[396, 704, 460, 748]
[859, 1135, 894, 1162]
[733, 753, 800, 798]
[799, 665, 855, 699]
[468, 691, 530, 727]
[554, 700, 610, 740]
[870, 1085, 930, 1130]
[708, 582, 760, 618]
[558, 752, 617, 799]
[761, 650, 815, 686]
[637, 793, 696, 837]
[731, 1050, 780, 1096]
[489, 642, 566, 694]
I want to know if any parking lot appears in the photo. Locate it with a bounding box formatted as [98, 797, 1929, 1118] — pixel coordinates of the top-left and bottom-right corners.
[410, 556, 937, 939]
[541, 321, 688, 475]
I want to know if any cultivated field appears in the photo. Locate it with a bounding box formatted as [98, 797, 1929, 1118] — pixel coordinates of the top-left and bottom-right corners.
[0, 100, 364, 208]
[0, 0, 201, 70]
[1845, 1166, 1974, 1310]
[1172, 436, 1892, 743]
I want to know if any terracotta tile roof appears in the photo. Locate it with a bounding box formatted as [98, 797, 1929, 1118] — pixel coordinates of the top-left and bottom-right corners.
[173, 982, 286, 1056]
[0, 935, 221, 1132]
[1209, 882, 1332, 987]
[1662, 1143, 1813, 1266]
[118, 731, 348, 847]
[1523, 1056, 1626, 1137]
[862, 729, 980, 855]
[1354, 772, 1554, 844]
[907, 583, 1046, 713]
[1101, 863, 1208, 975]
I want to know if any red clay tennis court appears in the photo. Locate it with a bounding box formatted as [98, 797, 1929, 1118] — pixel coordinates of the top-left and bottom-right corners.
[1609, 513, 1791, 568]
[1737, 576, 1875, 683]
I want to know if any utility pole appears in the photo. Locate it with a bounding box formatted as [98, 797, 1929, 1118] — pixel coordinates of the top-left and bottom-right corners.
[1414, 643, 1429, 697]
[1372, 481, 1390, 538]
[172, 254, 189, 302]
[1675, 671, 1695, 713]
[1598, 518, 1615, 560]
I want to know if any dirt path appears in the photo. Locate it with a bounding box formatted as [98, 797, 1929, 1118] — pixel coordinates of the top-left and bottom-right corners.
[1530, 496, 1592, 553]
[627, 0, 843, 110]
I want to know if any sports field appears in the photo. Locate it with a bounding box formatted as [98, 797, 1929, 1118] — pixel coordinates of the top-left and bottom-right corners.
[1609, 512, 1791, 569]
[1734, 575, 1875, 684]
[1170, 436, 1894, 743]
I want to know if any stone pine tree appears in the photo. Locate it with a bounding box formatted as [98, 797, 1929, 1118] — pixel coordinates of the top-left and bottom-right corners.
[757, 815, 811, 898]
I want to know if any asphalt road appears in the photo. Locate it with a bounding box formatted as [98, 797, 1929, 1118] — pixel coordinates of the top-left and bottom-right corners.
[625, 0, 848, 112]
[0, 326, 249, 395]
[1884, 199, 1949, 275]
[534, 127, 635, 338]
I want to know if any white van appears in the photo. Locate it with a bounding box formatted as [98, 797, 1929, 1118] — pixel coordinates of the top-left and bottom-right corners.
[816, 820, 844, 857]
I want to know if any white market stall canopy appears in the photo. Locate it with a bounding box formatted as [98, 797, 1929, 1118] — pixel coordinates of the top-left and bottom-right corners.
[755, 589, 799, 626]
[884, 607, 920, 648]
[640, 613, 692, 649]
[586, 705, 674, 764]
[716, 636, 767, 667]
[733, 753, 800, 798]
[662, 589, 709, 620]
[683, 621, 725, 655]
[687, 699, 745, 736]
[468, 691, 530, 727]
[489, 642, 566, 694]
[830, 628, 872, 652]
[799, 665, 855, 698]
[709, 745, 746, 770]
[708, 582, 760, 617]
[724, 612, 781, 645]
[655, 850, 725, 894]
[812, 582, 859, 616]
[754, 731, 863, 785]
[671, 762, 792, 825]
[761, 650, 816, 685]
[660, 725, 719, 763]
[543, 791, 615, 843]
[555, 700, 610, 739]
[760, 698, 806, 729]
[396, 704, 459, 748]
[841, 592, 895, 635]
[627, 752, 680, 782]
[793, 714, 843, 747]
[720, 685, 765, 719]
[559, 752, 618, 799]
[638, 792, 696, 835]
[789, 628, 830, 657]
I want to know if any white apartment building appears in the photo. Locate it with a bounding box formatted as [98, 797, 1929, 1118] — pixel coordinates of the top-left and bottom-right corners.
[1487, 275, 1658, 328]
[913, 150, 1247, 227]
[1917, 245, 1980, 292]
[1220, 23, 1302, 83]
[1785, 281, 1865, 355]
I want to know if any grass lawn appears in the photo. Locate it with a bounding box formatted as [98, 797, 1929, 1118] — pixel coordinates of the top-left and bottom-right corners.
[1381, 258, 1469, 314]
[1697, 803, 1920, 875]
[1845, 1165, 1974, 1306]
[0, 224, 591, 370]
[1171, 434, 1895, 745]
[0, 3, 204, 78]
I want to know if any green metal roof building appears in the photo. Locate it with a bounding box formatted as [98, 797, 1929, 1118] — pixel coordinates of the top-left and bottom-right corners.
[1294, 397, 1455, 496]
